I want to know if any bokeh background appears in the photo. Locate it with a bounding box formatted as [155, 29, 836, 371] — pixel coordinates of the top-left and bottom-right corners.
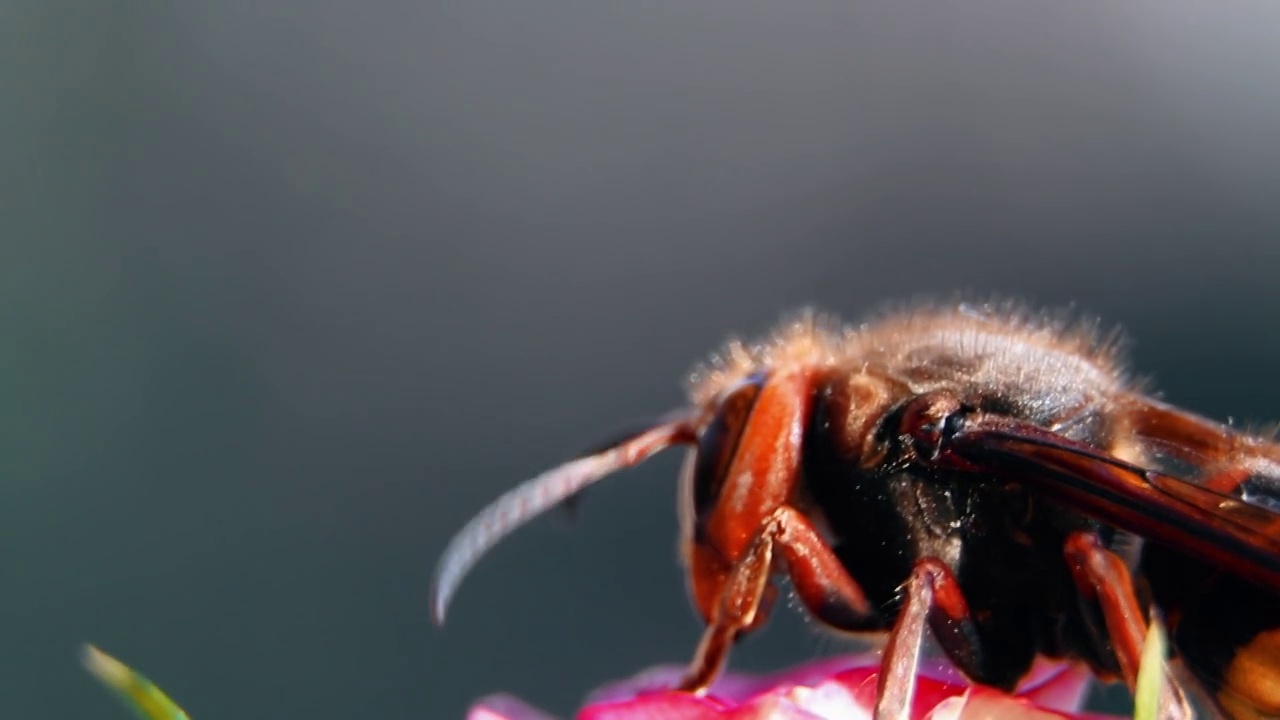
[7, 1, 1280, 718]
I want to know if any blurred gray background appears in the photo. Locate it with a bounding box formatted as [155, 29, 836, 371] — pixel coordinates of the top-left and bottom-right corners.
[5, 1, 1280, 718]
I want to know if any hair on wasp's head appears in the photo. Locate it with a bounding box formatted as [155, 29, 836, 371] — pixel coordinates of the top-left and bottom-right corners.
[429, 409, 700, 625]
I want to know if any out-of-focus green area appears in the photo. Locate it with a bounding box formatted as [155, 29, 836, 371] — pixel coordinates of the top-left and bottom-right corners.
[83, 645, 191, 720]
[6, 2, 1280, 718]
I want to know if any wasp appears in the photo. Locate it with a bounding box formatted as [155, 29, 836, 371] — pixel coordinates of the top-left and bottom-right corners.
[431, 303, 1280, 719]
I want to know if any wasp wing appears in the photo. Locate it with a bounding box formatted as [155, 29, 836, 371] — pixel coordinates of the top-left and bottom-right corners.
[942, 414, 1280, 593]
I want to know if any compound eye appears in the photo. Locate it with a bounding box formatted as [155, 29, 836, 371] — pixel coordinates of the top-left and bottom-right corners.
[901, 392, 965, 459]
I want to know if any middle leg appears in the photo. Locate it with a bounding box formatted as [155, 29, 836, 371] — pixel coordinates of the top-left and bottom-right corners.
[875, 558, 985, 720]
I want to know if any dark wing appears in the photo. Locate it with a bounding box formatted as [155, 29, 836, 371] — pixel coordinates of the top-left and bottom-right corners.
[938, 410, 1280, 593]
[1128, 397, 1280, 509]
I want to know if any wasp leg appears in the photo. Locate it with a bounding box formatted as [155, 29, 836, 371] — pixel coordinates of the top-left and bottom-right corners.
[678, 505, 875, 694]
[1064, 532, 1148, 685]
[875, 558, 977, 720]
[1064, 531, 1192, 720]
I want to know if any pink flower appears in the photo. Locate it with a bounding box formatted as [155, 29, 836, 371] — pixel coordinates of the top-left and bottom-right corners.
[466, 653, 1123, 720]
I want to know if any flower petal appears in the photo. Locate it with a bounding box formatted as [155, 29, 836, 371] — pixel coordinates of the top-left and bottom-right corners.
[514, 653, 1122, 720]
[468, 693, 562, 720]
[728, 692, 835, 720]
[932, 686, 1083, 720]
[1016, 660, 1095, 714]
[577, 691, 728, 720]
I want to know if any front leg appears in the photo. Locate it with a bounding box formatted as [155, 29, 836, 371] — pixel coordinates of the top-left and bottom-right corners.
[693, 547, 992, 720]
[678, 504, 877, 693]
[681, 368, 885, 693]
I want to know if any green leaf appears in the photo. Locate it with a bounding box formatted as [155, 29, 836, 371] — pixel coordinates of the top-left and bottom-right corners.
[1133, 619, 1168, 720]
[81, 643, 192, 720]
